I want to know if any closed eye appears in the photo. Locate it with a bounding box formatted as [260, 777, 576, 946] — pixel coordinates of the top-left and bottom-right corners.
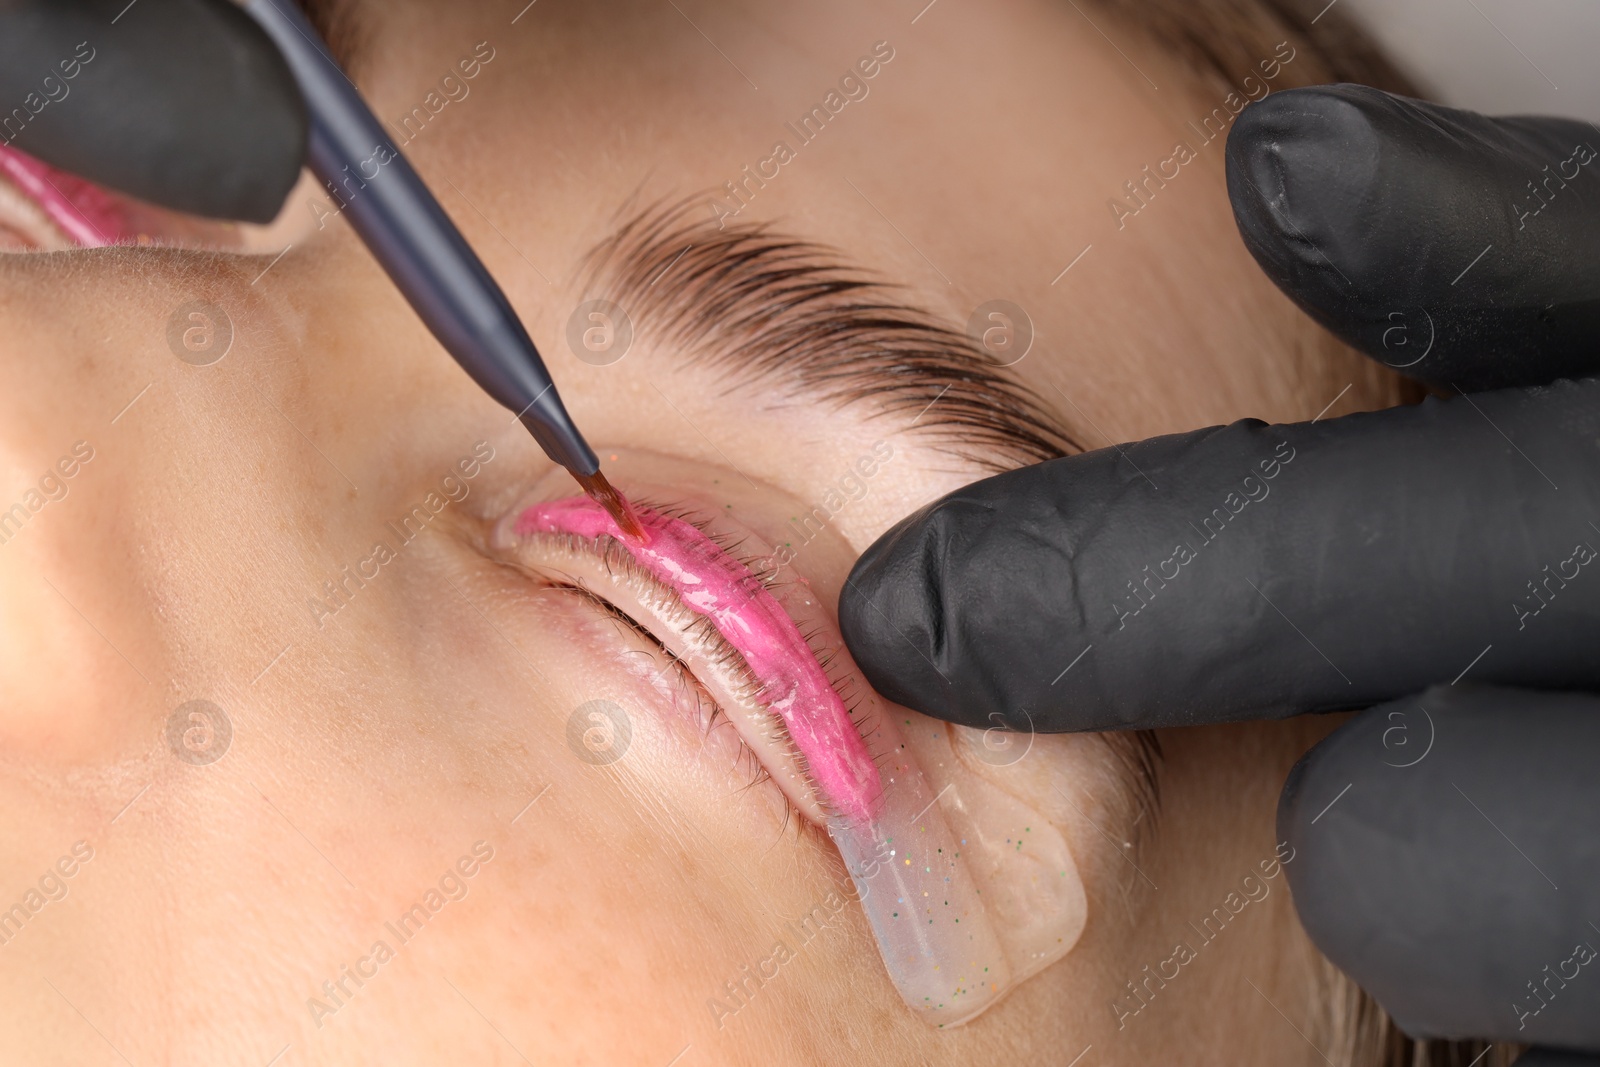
[493, 503, 859, 828]
[551, 579, 780, 804]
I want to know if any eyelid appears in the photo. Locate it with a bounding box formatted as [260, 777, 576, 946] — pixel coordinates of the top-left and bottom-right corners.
[559, 524, 798, 731]
[504, 523, 839, 825]
[553, 579, 781, 799]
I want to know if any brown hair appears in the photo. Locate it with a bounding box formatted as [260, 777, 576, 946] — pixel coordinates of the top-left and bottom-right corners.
[1092, 0, 1420, 95]
[1087, 4, 1512, 1063]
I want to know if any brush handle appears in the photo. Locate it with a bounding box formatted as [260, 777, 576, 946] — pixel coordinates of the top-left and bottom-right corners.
[244, 0, 598, 476]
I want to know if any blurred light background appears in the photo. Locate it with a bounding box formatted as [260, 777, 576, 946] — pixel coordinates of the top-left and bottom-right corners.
[1343, 0, 1600, 119]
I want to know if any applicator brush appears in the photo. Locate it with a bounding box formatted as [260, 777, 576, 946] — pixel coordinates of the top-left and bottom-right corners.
[571, 470, 648, 542]
[245, 0, 630, 517]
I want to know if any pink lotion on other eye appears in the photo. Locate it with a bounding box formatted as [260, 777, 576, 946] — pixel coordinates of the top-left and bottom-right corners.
[0, 144, 127, 247]
[516, 496, 882, 823]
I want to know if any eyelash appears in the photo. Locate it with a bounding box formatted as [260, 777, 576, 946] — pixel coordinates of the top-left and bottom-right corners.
[629, 501, 880, 740]
[556, 580, 777, 796]
[522, 505, 866, 824]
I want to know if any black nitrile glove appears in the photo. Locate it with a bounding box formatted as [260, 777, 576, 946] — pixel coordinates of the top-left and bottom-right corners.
[840, 84, 1600, 1054]
[0, 0, 306, 221]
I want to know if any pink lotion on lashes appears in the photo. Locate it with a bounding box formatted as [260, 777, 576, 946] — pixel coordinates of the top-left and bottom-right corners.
[516, 496, 882, 823]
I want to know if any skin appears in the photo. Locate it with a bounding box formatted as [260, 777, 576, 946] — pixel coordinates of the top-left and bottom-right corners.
[0, 0, 1401, 1062]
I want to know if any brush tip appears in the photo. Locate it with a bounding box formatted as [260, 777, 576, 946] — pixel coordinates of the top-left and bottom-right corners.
[573, 469, 648, 543]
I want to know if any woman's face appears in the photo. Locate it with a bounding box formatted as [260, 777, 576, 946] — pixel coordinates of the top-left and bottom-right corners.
[0, 0, 1386, 1061]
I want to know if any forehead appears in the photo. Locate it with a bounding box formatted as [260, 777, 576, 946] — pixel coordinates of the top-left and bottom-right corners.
[351, 0, 1322, 440]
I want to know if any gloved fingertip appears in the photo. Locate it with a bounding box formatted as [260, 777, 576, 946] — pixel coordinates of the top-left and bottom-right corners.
[1226, 84, 1387, 292]
[839, 504, 958, 722]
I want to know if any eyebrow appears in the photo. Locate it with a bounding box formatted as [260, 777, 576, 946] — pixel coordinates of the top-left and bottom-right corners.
[578, 197, 1082, 471]
[579, 196, 1163, 839]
